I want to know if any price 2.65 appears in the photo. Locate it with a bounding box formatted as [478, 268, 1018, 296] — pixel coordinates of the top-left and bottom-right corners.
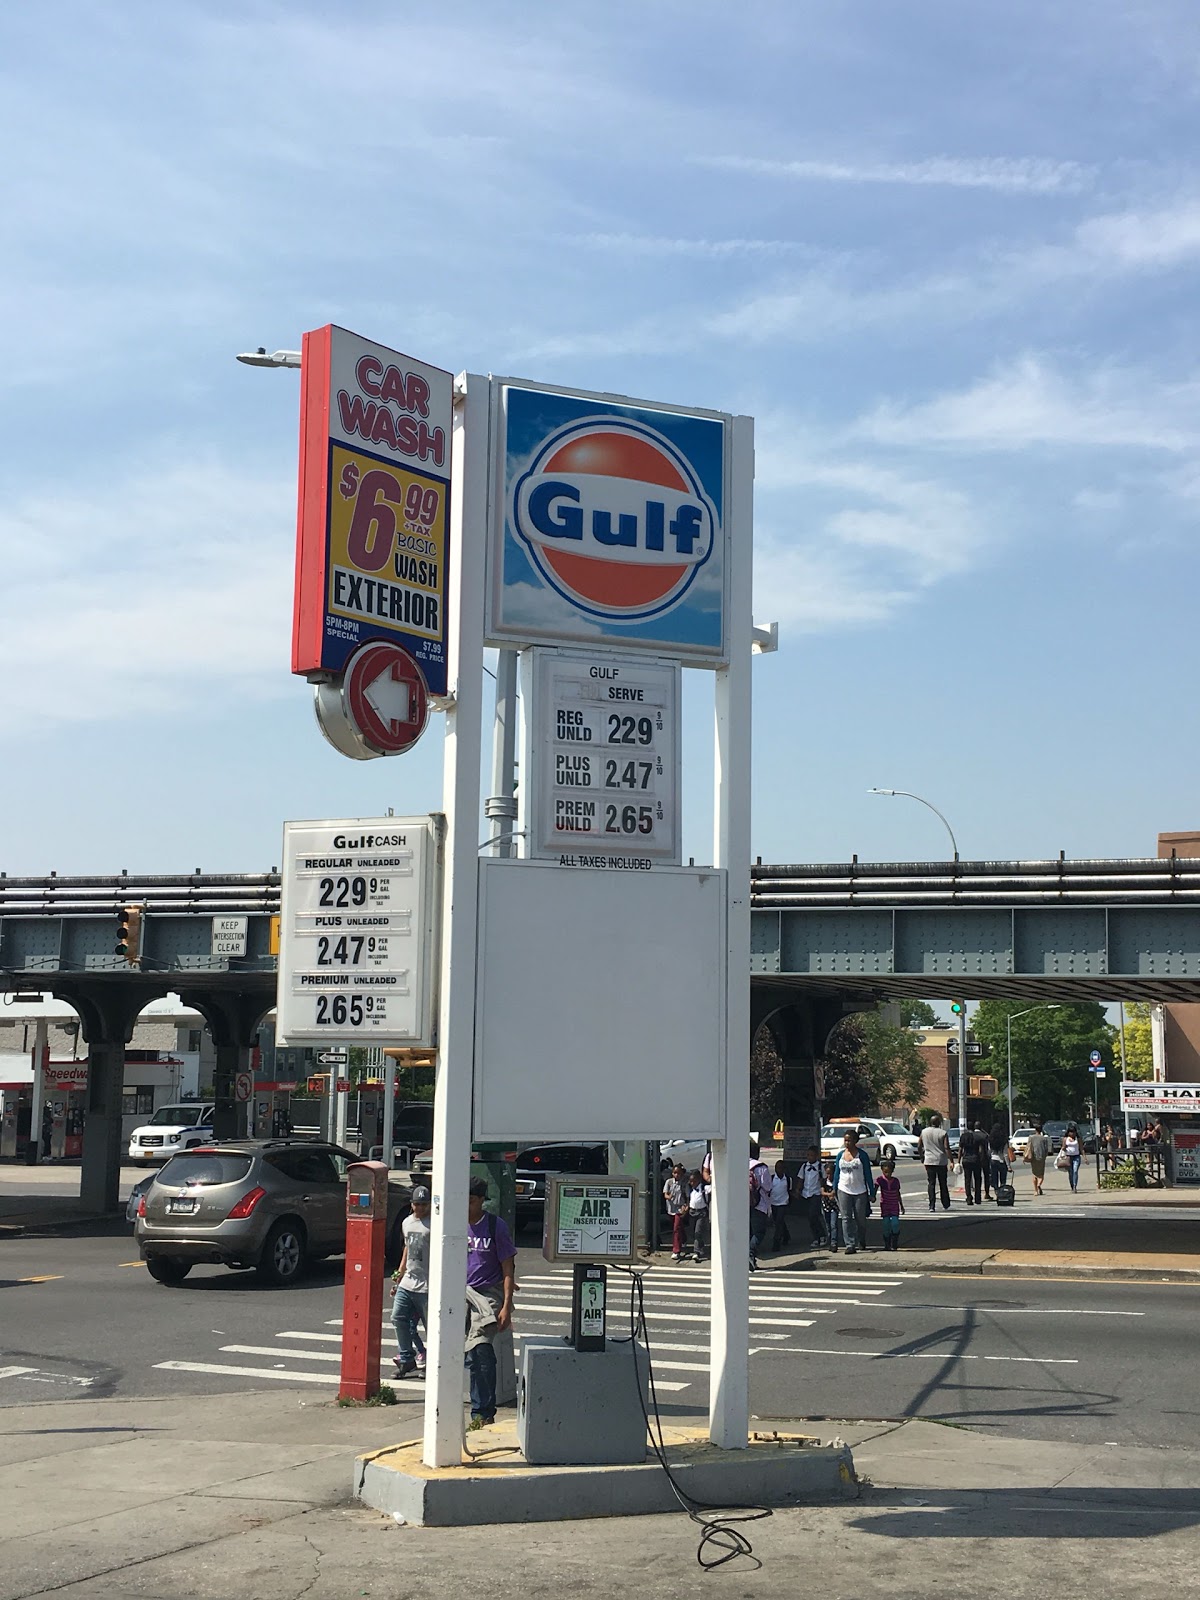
[314, 993, 376, 1027]
[604, 803, 655, 837]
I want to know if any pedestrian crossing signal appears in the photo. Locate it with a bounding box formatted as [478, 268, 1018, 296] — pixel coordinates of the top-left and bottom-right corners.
[114, 905, 143, 964]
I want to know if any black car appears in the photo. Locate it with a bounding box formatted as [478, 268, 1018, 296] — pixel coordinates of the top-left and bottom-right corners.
[409, 1140, 608, 1232]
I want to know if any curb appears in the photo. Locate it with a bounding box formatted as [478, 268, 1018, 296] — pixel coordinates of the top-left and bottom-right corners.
[357, 1439, 858, 1526]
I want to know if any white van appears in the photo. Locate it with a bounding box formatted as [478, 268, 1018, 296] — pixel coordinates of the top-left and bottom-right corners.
[128, 1104, 215, 1166]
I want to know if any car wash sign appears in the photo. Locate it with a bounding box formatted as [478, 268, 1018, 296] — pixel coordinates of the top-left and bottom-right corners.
[293, 326, 453, 695]
[487, 381, 728, 664]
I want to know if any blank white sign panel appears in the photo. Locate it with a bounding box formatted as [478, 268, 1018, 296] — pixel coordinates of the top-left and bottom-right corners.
[473, 859, 725, 1141]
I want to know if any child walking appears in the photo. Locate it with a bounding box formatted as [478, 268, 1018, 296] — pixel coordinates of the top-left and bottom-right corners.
[686, 1169, 711, 1263]
[663, 1162, 688, 1262]
[820, 1160, 841, 1252]
[390, 1185, 431, 1378]
[877, 1159, 905, 1252]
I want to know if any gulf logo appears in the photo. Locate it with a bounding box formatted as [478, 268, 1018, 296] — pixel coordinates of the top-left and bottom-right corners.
[511, 417, 718, 622]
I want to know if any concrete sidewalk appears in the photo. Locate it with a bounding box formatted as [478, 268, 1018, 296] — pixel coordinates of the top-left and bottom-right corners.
[3, 1388, 1198, 1598]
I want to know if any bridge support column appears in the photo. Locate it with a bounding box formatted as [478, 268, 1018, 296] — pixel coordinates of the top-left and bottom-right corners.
[754, 992, 866, 1134]
[61, 986, 162, 1214]
[190, 993, 270, 1141]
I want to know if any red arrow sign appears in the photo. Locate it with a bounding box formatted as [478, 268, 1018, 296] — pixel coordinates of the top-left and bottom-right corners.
[343, 641, 430, 755]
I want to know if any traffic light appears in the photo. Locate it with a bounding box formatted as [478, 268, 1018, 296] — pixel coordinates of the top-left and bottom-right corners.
[114, 905, 143, 965]
[950, 1000, 966, 1016]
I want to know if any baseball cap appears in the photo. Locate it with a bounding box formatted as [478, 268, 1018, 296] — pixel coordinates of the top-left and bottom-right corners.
[469, 1177, 490, 1198]
[411, 1185, 431, 1205]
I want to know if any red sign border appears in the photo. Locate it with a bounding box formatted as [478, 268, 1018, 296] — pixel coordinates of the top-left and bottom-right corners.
[344, 641, 430, 755]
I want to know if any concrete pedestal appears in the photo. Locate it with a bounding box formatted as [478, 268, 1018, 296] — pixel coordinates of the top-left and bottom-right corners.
[517, 1337, 647, 1466]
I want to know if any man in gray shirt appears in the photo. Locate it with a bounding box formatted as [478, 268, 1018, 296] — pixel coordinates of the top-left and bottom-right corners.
[1026, 1123, 1051, 1197]
[921, 1113, 952, 1212]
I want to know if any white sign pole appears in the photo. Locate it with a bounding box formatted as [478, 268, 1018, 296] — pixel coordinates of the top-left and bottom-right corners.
[708, 416, 754, 1450]
[423, 375, 487, 1468]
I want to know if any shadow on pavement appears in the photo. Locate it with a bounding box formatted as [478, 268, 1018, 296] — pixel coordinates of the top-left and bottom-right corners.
[854, 1486, 1200, 1538]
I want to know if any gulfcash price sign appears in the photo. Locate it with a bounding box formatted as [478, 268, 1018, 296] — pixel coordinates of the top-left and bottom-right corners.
[292, 326, 453, 696]
[487, 381, 728, 664]
[276, 816, 439, 1045]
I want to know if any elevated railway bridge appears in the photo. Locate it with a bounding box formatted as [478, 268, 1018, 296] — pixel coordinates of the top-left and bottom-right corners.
[3, 855, 1200, 1208]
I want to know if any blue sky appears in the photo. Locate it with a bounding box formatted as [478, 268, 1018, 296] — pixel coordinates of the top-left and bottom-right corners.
[3, 0, 1199, 875]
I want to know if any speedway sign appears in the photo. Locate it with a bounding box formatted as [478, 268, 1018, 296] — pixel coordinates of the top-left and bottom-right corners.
[292, 326, 453, 696]
[487, 380, 729, 664]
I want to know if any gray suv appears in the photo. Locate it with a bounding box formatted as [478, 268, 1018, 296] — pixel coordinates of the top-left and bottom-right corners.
[135, 1140, 410, 1286]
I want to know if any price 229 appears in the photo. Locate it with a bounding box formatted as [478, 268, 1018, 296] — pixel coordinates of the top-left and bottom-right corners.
[314, 994, 376, 1027]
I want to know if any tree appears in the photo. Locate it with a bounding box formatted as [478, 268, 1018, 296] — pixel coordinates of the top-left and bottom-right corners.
[1118, 1001, 1154, 1081]
[818, 1009, 927, 1116]
[750, 1025, 784, 1127]
[896, 999, 939, 1029]
[970, 1000, 1112, 1121]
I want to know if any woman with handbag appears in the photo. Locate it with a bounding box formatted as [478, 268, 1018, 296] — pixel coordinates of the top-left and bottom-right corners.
[1061, 1125, 1083, 1193]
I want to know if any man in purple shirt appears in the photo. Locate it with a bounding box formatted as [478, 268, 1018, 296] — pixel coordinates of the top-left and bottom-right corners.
[465, 1177, 517, 1428]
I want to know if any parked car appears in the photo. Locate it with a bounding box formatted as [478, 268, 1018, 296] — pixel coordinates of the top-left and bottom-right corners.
[947, 1127, 961, 1157]
[860, 1119, 921, 1161]
[1009, 1126, 1038, 1160]
[659, 1138, 709, 1176]
[135, 1139, 411, 1286]
[819, 1120, 882, 1166]
[128, 1104, 215, 1166]
[125, 1172, 158, 1224]
[409, 1140, 609, 1232]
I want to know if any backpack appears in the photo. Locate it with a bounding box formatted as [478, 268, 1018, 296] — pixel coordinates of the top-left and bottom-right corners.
[750, 1162, 771, 1207]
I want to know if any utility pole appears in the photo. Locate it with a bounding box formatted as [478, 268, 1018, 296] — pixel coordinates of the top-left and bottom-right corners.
[951, 1000, 968, 1131]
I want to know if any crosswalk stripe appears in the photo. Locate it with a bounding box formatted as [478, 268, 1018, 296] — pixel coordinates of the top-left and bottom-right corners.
[515, 1282, 876, 1305]
[155, 1360, 347, 1385]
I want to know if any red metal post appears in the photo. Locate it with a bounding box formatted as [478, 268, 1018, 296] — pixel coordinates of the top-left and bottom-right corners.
[339, 1160, 389, 1402]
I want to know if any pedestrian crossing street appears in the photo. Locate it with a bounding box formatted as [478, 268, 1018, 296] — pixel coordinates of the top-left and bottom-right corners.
[153, 1263, 915, 1400]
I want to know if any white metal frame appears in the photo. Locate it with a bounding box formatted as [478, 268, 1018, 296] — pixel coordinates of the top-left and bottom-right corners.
[422, 375, 489, 1467]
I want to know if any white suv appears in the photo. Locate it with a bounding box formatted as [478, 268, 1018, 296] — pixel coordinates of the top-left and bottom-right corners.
[128, 1104, 215, 1166]
[863, 1119, 922, 1162]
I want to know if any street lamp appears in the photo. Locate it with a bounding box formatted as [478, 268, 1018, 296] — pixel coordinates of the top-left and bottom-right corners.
[1005, 1004, 1062, 1139]
[235, 347, 301, 369]
[868, 788, 959, 861]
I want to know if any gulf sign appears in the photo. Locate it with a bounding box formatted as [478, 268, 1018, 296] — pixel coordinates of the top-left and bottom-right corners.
[488, 382, 728, 661]
[292, 326, 453, 696]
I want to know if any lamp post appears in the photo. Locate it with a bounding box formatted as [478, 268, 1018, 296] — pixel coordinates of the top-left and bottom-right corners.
[868, 788, 959, 861]
[1005, 1004, 1062, 1139]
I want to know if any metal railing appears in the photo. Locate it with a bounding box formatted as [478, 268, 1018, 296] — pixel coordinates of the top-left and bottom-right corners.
[751, 855, 1200, 908]
[0, 873, 282, 918]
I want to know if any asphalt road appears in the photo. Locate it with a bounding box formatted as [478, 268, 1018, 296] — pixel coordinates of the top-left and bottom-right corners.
[1, 1219, 1196, 1448]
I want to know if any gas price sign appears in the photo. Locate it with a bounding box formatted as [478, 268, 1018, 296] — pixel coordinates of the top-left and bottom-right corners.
[525, 649, 681, 866]
[276, 816, 438, 1045]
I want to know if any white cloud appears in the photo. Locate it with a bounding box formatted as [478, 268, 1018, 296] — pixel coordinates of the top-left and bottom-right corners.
[701, 153, 1093, 195]
[854, 355, 1200, 453]
[1074, 198, 1200, 269]
[0, 459, 295, 732]
[570, 232, 818, 260]
[751, 421, 983, 631]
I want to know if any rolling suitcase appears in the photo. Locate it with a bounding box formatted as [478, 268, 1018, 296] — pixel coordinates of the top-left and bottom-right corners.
[995, 1181, 1016, 1207]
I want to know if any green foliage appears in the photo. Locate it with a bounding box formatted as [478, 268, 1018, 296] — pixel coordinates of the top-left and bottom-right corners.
[896, 999, 940, 1028]
[969, 1000, 1111, 1121]
[750, 1026, 784, 1125]
[819, 1009, 927, 1116]
[1118, 1002, 1154, 1081]
[337, 1385, 398, 1407]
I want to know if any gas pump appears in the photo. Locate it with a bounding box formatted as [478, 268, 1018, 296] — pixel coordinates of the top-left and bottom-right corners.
[339, 1160, 389, 1402]
[0, 1087, 33, 1161]
[252, 1088, 294, 1140]
[358, 1089, 384, 1158]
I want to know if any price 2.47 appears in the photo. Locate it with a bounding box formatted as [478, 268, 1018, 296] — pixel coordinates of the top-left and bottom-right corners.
[314, 993, 376, 1027]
